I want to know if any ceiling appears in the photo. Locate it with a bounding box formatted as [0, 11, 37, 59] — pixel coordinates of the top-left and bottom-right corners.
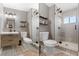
[46, 3, 78, 12]
[3, 3, 78, 12]
[3, 3, 39, 11]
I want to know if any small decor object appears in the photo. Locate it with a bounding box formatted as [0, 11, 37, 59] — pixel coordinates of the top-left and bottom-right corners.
[39, 16, 48, 25]
[20, 21, 27, 28]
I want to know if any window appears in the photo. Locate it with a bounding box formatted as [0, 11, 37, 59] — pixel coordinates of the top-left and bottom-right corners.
[64, 17, 69, 24]
[64, 16, 76, 24]
[70, 16, 76, 23]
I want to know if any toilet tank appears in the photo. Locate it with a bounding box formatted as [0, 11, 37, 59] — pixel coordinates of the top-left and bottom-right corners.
[21, 32, 27, 38]
[40, 32, 49, 41]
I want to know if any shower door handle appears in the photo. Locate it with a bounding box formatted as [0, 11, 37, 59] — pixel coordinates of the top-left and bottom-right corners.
[75, 25, 77, 30]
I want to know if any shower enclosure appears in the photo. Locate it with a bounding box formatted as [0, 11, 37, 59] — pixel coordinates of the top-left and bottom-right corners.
[39, 3, 79, 56]
[55, 3, 79, 56]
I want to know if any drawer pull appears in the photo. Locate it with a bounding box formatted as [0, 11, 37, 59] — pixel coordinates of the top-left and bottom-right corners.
[8, 35, 13, 36]
[8, 40, 13, 41]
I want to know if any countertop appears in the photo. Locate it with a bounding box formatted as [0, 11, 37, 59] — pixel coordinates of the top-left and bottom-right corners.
[0, 32, 19, 34]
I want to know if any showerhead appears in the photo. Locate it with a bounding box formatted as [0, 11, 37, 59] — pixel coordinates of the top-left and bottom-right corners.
[56, 8, 61, 11]
[56, 8, 62, 14]
[60, 10, 62, 13]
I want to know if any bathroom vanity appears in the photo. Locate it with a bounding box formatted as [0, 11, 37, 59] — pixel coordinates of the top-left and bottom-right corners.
[0, 32, 20, 48]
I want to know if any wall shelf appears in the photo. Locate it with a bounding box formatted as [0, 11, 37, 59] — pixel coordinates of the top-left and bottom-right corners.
[20, 20, 27, 28]
[39, 16, 48, 20]
[20, 21, 26, 23]
[20, 26, 26, 28]
[40, 23, 48, 25]
[39, 17, 48, 25]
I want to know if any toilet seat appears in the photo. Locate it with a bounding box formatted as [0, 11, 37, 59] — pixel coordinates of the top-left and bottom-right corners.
[43, 40, 57, 47]
[21, 32, 33, 44]
[23, 38, 32, 44]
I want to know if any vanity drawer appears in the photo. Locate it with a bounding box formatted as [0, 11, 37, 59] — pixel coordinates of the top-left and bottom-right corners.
[1, 39, 19, 47]
[1, 34, 19, 47]
[1, 35, 18, 40]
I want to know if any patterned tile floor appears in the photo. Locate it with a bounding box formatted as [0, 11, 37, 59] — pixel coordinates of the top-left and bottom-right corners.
[40, 46, 78, 56]
[0, 42, 78, 56]
[0, 43, 39, 56]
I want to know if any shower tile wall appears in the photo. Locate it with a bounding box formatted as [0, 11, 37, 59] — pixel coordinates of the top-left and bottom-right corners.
[31, 8, 39, 42]
[27, 8, 39, 42]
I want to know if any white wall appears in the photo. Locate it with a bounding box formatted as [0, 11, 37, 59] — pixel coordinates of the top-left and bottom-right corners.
[27, 9, 32, 38]
[39, 3, 49, 18]
[39, 3, 49, 32]
[63, 8, 78, 17]
[0, 3, 4, 32]
[3, 7, 27, 32]
[49, 4, 55, 39]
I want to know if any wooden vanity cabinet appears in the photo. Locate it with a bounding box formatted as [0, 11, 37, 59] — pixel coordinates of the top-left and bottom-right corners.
[0, 34, 20, 48]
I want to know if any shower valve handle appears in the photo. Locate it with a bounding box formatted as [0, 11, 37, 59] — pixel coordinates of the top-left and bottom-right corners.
[75, 25, 77, 30]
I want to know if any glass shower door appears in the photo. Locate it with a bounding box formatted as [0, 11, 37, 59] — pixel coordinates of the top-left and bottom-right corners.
[55, 3, 79, 56]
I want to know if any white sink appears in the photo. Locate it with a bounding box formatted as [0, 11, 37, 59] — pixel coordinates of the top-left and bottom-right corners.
[0, 32, 19, 34]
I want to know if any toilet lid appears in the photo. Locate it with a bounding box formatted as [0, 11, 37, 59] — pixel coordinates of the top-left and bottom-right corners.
[43, 40, 57, 45]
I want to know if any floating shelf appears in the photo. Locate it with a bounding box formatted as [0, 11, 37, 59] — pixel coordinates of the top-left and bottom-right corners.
[20, 26, 26, 28]
[20, 21, 26, 23]
[40, 23, 48, 25]
[39, 16, 48, 20]
[20, 20, 27, 28]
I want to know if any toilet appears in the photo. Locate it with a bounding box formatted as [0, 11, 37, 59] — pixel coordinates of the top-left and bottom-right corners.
[21, 32, 32, 44]
[40, 32, 57, 47]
